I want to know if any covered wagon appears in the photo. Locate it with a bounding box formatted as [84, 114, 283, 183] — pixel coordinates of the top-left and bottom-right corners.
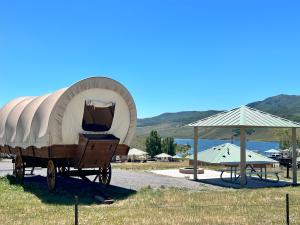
[0, 77, 137, 190]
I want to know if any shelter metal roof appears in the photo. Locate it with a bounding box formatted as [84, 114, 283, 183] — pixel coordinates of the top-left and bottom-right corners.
[189, 143, 277, 165]
[188, 105, 300, 128]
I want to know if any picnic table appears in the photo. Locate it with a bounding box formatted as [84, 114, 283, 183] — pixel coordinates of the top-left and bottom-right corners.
[220, 162, 281, 184]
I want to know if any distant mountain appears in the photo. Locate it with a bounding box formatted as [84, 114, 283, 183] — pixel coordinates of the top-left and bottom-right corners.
[247, 94, 300, 122]
[138, 110, 222, 127]
[135, 94, 300, 143]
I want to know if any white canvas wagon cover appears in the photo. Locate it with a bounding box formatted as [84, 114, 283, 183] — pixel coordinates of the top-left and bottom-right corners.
[0, 77, 137, 148]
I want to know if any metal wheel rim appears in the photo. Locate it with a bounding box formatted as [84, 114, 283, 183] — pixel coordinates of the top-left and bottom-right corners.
[47, 160, 56, 191]
[99, 164, 111, 185]
[15, 154, 24, 184]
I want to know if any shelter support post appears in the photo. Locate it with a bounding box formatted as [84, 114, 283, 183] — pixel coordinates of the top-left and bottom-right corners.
[240, 127, 246, 186]
[292, 128, 297, 185]
[193, 127, 199, 180]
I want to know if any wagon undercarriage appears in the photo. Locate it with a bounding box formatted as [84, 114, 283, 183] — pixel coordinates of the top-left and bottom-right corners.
[5, 133, 129, 191]
[14, 157, 113, 191]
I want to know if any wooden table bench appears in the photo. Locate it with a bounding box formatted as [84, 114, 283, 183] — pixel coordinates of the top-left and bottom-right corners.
[220, 165, 282, 184]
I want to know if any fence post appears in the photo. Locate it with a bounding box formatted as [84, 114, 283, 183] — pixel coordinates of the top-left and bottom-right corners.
[286, 194, 289, 225]
[75, 195, 79, 225]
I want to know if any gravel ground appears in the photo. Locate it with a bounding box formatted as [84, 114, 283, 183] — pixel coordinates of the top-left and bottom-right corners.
[0, 159, 13, 172]
[0, 159, 221, 191]
[110, 169, 221, 190]
[1, 159, 288, 190]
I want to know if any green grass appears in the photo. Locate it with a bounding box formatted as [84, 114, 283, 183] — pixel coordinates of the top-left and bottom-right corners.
[112, 161, 237, 172]
[112, 161, 190, 171]
[1, 176, 300, 224]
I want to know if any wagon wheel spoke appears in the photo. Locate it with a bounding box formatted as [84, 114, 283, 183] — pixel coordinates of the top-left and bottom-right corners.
[98, 164, 111, 186]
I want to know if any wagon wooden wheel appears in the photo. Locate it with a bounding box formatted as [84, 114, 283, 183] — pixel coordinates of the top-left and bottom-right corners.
[98, 163, 111, 185]
[47, 160, 57, 191]
[15, 153, 25, 184]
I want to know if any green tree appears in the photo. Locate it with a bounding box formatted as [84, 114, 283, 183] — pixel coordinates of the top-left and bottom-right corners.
[278, 129, 291, 149]
[277, 129, 300, 149]
[145, 130, 162, 158]
[161, 137, 177, 156]
[176, 144, 191, 158]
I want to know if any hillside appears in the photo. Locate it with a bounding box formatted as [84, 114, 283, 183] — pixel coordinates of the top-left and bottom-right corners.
[247, 94, 300, 122]
[138, 110, 222, 127]
[134, 94, 300, 147]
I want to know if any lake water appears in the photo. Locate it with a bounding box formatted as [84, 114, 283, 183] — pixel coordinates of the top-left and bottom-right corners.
[175, 139, 279, 155]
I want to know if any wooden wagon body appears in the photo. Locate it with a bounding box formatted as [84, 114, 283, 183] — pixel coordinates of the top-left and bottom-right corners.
[0, 77, 136, 190]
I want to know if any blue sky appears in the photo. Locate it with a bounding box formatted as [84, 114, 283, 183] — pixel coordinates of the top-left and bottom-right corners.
[0, 1, 300, 118]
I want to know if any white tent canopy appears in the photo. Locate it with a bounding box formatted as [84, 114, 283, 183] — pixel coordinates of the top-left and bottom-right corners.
[0, 77, 137, 148]
[155, 153, 172, 158]
[265, 149, 281, 154]
[128, 148, 148, 156]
